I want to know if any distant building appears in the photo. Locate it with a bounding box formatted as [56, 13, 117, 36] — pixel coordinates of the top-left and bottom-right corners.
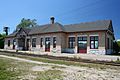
[4, 17, 115, 55]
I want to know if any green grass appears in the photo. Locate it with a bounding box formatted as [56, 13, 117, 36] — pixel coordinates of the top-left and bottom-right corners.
[36, 70, 63, 80]
[0, 58, 20, 80]
[0, 52, 119, 70]
[0, 52, 120, 80]
[0, 57, 63, 80]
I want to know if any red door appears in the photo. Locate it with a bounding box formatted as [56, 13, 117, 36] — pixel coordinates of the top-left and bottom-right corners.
[77, 37, 87, 54]
[79, 49, 87, 53]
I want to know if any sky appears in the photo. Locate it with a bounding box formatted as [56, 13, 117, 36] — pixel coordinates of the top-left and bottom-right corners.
[0, 0, 120, 39]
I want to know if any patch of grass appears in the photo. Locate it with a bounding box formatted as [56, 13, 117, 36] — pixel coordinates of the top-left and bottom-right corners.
[19, 54, 113, 69]
[36, 70, 63, 80]
[0, 57, 37, 80]
[0, 58, 20, 80]
[1, 52, 119, 70]
[0, 54, 64, 80]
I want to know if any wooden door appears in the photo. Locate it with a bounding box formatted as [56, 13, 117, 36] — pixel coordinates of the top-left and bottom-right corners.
[45, 37, 50, 52]
[26, 39, 30, 50]
[13, 40, 16, 49]
[77, 37, 87, 53]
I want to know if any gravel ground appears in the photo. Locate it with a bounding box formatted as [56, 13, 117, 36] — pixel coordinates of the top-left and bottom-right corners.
[0, 54, 120, 80]
[61, 66, 120, 80]
[31, 65, 120, 80]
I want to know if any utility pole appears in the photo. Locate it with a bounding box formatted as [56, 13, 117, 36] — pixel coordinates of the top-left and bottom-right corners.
[3, 27, 9, 35]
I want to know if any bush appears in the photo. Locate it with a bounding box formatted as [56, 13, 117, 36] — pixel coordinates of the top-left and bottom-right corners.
[113, 41, 120, 55]
[0, 34, 6, 49]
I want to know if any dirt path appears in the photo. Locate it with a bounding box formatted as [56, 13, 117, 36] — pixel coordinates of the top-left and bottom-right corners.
[0, 54, 120, 80]
[0, 55, 68, 67]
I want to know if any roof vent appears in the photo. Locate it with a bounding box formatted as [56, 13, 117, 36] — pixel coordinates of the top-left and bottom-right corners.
[50, 16, 55, 24]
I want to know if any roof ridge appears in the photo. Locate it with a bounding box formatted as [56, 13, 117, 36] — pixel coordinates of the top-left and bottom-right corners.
[55, 22, 65, 31]
[64, 20, 111, 26]
[7, 20, 112, 37]
[40, 24, 50, 32]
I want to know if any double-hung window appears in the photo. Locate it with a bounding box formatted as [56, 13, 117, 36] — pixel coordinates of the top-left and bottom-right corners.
[107, 38, 109, 49]
[111, 40, 113, 49]
[40, 38, 43, 48]
[53, 37, 56, 48]
[68, 37, 75, 49]
[32, 38, 36, 47]
[8, 40, 10, 47]
[90, 36, 99, 49]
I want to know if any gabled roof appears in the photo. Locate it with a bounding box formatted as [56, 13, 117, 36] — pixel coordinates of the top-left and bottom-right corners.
[6, 20, 113, 38]
[29, 22, 64, 35]
[64, 20, 111, 32]
[22, 28, 31, 34]
[6, 28, 31, 38]
[6, 30, 18, 37]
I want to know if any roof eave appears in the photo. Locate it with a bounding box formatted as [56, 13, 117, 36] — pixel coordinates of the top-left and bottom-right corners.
[28, 31, 65, 36]
[65, 30, 107, 33]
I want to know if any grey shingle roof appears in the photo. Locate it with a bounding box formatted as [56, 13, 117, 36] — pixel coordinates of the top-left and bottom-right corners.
[22, 28, 31, 34]
[64, 20, 111, 32]
[6, 28, 31, 37]
[6, 31, 18, 37]
[29, 22, 64, 35]
[6, 20, 112, 37]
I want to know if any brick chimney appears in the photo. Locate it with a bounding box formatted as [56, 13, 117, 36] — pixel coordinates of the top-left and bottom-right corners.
[50, 16, 55, 24]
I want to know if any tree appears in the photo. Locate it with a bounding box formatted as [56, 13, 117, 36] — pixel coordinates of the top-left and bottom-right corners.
[117, 41, 120, 47]
[113, 41, 120, 55]
[16, 18, 37, 30]
[0, 33, 6, 49]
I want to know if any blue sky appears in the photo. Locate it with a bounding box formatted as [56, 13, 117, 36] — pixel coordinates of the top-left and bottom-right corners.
[0, 0, 120, 39]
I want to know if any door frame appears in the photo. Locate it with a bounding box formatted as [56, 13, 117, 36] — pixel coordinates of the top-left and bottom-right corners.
[18, 38, 25, 50]
[45, 37, 50, 52]
[26, 39, 30, 50]
[13, 39, 16, 49]
[77, 36, 87, 53]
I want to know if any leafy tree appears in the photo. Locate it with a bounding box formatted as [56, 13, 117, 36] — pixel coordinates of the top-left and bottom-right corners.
[113, 41, 120, 55]
[16, 18, 37, 30]
[117, 41, 120, 47]
[0, 33, 6, 49]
